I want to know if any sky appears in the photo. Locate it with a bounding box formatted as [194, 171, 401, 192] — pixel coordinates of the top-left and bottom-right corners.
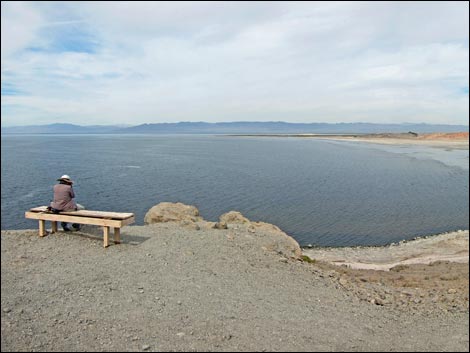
[1, 1, 469, 127]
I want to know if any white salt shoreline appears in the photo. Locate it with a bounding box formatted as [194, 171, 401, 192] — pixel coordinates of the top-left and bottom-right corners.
[302, 230, 469, 271]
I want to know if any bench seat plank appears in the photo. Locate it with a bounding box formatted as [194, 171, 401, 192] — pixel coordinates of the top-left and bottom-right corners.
[29, 206, 134, 220]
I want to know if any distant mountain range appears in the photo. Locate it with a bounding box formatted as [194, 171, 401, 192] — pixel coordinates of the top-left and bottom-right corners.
[1, 123, 124, 134]
[1, 121, 468, 135]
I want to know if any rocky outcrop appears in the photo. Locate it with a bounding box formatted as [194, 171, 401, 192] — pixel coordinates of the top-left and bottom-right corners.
[144, 202, 302, 259]
[144, 202, 202, 224]
[219, 211, 250, 224]
[249, 221, 303, 259]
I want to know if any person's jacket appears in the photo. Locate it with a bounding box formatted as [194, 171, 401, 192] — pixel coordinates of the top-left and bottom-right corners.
[50, 183, 77, 211]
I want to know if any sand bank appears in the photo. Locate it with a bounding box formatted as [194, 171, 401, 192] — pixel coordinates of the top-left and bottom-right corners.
[293, 132, 469, 149]
[302, 230, 469, 271]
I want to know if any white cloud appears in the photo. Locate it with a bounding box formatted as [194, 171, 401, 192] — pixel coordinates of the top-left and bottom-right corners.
[1, 1, 468, 126]
[1, 1, 44, 58]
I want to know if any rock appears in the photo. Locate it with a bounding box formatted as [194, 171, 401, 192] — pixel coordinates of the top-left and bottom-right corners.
[198, 221, 217, 230]
[144, 202, 202, 224]
[213, 221, 228, 229]
[249, 221, 302, 259]
[374, 298, 385, 306]
[180, 220, 200, 231]
[219, 211, 250, 224]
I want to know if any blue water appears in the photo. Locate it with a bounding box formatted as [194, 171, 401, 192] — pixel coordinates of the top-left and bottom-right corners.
[1, 134, 468, 246]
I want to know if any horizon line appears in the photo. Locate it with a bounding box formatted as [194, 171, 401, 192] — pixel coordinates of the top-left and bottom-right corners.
[2, 121, 469, 128]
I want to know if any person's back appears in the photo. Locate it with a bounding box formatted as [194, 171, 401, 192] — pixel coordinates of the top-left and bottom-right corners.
[51, 182, 76, 211]
[50, 174, 82, 231]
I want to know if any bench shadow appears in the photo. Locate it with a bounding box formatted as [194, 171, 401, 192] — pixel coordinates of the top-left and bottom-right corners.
[78, 232, 150, 246]
[118, 233, 152, 245]
[56, 226, 150, 246]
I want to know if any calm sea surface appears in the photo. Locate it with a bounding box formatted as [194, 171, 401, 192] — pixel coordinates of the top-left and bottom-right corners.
[1, 134, 468, 247]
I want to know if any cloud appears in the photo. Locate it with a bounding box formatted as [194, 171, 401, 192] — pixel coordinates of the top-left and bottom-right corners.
[1, 1, 468, 126]
[1, 1, 44, 58]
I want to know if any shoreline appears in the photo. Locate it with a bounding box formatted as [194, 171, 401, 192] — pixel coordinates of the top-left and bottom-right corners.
[304, 135, 469, 149]
[302, 230, 469, 271]
[227, 132, 469, 149]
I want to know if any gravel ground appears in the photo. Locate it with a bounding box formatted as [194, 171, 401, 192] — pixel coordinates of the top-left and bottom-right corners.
[1, 224, 469, 352]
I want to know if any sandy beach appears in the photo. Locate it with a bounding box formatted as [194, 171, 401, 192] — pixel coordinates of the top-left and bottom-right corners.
[286, 132, 469, 149]
[230, 132, 469, 147]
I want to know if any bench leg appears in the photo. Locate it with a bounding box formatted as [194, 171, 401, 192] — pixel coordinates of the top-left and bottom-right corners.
[103, 226, 110, 248]
[114, 228, 121, 244]
[39, 220, 46, 237]
[51, 221, 58, 233]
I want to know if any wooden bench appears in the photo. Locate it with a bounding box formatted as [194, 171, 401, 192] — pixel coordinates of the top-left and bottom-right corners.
[25, 206, 135, 248]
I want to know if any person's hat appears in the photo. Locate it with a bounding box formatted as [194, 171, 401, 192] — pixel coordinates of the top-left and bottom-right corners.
[57, 174, 73, 183]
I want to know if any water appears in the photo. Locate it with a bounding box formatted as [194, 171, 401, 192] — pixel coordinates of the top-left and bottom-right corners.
[1, 134, 468, 246]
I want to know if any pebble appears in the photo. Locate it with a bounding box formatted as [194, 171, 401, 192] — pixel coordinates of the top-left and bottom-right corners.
[373, 298, 385, 306]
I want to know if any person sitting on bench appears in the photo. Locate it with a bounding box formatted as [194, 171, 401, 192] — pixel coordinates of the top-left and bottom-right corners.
[50, 174, 85, 231]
